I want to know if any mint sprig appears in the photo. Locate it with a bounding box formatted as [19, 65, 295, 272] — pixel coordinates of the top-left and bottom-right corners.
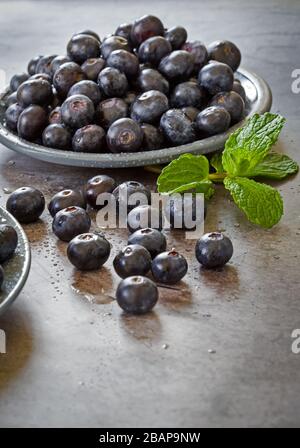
[157, 113, 298, 228]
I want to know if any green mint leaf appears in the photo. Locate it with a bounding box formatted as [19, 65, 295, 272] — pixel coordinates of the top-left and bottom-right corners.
[157, 153, 209, 193]
[210, 152, 225, 173]
[246, 152, 299, 180]
[222, 113, 286, 176]
[224, 176, 283, 228]
[168, 180, 215, 199]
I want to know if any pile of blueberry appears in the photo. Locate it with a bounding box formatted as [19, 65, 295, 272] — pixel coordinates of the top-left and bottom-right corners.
[0, 224, 19, 290]
[4, 15, 245, 154]
[4, 175, 234, 314]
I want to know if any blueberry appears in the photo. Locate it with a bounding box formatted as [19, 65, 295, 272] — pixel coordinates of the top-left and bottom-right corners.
[196, 106, 231, 136]
[130, 14, 164, 47]
[50, 55, 72, 76]
[182, 106, 200, 122]
[98, 67, 128, 97]
[116, 275, 158, 314]
[0, 224, 18, 263]
[95, 98, 128, 129]
[27, 56, 42, 76]
[151, 249, 188, 284]
[113, 181, 151, 213]
[198, 61, 233, 95]
[165, 26, 187, 50]
[67, 34, 100, 64]
[30, 73, 52, 84]
[165, 194, 207, 230]
[195, 232, 233, 268]
[6, 187, 45, 223]
[72, 124, 106, 153]
[128, 227, 166, 259]
[107, 49, 139, 79]
[17, 105, 48, 141]
[107, 118, 143, 153]
[170, 81, 207, 109]
[0, 265, 4, 289]
[81, 58, 106, 81]
[5, 92, 18, 108]
[207, 40, 241, 72]
[17, 79, 53, 107]
[115, 23, 133, 43]
[159, 50, 194, 82]
[10, 73, 29, 92]
[48, 106, 62, 124]
[74, 30, 101, 42]
[232, 80, 246, 102]
[61, 94, 95, 129]
[48, 189, 86, 217]
[131, 90, 169, 124]
[67, 233, 110, 270]
[68, 80, 101, 106]
[53, 62, 86, 98]
[138, 36, 172, 66]
[113, 244, 152, 278]
[36, 55, 57, 76]
[182, 41, 208, 73]
[160, 109, 196, 145]
[52, 206, 91, 242]
[5, 103, 24, 132]
[85, 175, 117, 209]
[42, 123, 72, 150]
[100, 36, 131, 59]
[137, 68, 169, 94]
[210, 91, 245, 123]
[141, 123, 164, 150]
[127, 205, 164, 233]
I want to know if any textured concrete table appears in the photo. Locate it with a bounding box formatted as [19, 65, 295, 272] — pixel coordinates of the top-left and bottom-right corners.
[0, 0, 300, 428]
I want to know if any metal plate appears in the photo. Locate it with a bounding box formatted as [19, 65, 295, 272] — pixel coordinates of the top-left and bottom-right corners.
[0, 68, 272, 168]
[0, 206, 31, 316]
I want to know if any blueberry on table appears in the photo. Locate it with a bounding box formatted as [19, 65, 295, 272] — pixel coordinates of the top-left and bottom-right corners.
[50, 55, 72, 76]
[61, 94, 95, 129]
[210, 91, 245, 123]
[53, 62, 86, 98]
[17, 105, 48, 141]
[141, 123, 164, 150]
[9, 73, 29, 92]
[67, 233, 110, 270]
[6, 187, 45, 224]
[181, 41, 208, 73]
[67, 34, 100, 64]
[165, 26, 188, 50]
[181, 106, 200, 122]
[36, 55, 58, 77]
[95, 98, 128, 129]
[113, 244, 152, 278]
[27, 56, 42, 76]
[85, 175, 117, 209]
[107, 118, 143, 153]
[72, 124, 106, 153]
[196, 106, 231, 136]
[106, 49, 139, 79]
[170, 81, 207, 109]
[138, 36, 172, 66]
[100, 36, 131, 59]
[97, 67, 128, 98]
[81, 58, 105, 81]
[113, 181, 151, 213]
[48, 107, 62, 124]
[195, 232, 233, 268]
[52, 206, 91, 242]
[115, 23, 133, 43]
[116, 276, 158, 314]
[5, 103, 24, 132]
[198, 61, 234, 95]
[158, 50, 194, 82]
[68, 80, 101, 106]
[160, 109, 196, 145]
[42, 124, 72, 150]
[131, 90, 169, 124]
[48, 189, 86, 217]
[130, 14, 164, 47]
[17, 79, 53, 107]
[207, 40, 241, 72]
[0, 224, 18, 263]
[232, 80, 246, 102]
[151, 249, 188, 284]
[127, 205, 164, 233]
[128, 227, 166, 259]
[137, 68, 169, 95]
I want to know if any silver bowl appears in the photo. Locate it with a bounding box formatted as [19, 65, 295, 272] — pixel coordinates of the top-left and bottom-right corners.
[0, 68, 272, 169]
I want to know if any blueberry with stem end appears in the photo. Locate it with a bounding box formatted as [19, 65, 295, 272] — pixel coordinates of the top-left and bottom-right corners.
[48, 189, 86, 217]
[151, 249, 188, 284]
[113, 244, 152, 278]
[195, 232, 233, 268]
[6, 187, 45, 223]
[85, 175, 117, 209]
[116, 275, 158, 314]
[52, 206, 91, 242]
[128, 227, 166, 259]
[67, 233, 110, 270]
